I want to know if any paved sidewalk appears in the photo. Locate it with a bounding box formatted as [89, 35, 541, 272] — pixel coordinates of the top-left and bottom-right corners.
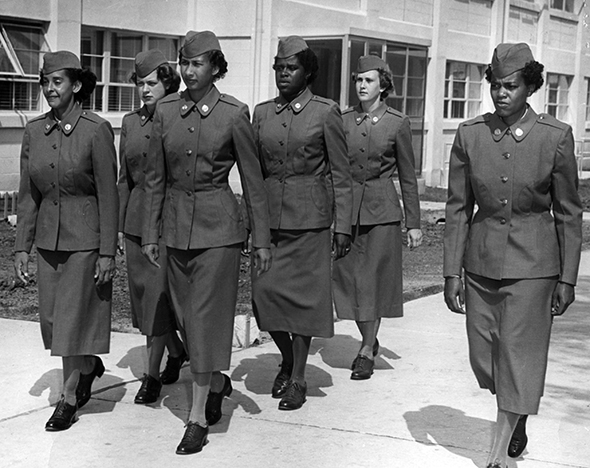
[1, 252, 590, 468]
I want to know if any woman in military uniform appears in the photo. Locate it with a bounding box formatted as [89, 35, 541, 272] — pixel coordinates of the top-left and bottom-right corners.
[333, 55, 422, 381]
[117, 49, 186, 405]
[252, 36, 353, 411]
[142, 31, 271, 455]
[443, 43, 582, 468]
[14, 51, 118, 431]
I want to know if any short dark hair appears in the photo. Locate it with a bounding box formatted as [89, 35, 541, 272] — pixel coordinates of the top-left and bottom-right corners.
[129, 62, 181, 95]
[484, 60, 545, 94]
[39, 67, 97, 103]
[178, 49, 228, 82]
[295, 48, 319, 85]
[352, 67, 395, 100]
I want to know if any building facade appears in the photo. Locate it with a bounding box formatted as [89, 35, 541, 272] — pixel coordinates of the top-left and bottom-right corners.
[1, 0, 589, 192]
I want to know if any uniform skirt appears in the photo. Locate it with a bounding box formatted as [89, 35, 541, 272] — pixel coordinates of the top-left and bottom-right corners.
[125, 235, 176, 337]
[37, 248, 111, 356]
[333, 222, 403, 321]
[252, 228, 334, 338]
[166, 245, 241, 373]
[465, 272, 557, 415]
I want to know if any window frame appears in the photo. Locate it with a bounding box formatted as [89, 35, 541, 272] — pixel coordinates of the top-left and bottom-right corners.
[443, 60, 485, 120]
[550, 0, 575, 13]
[545, 72, 572, 121]
[80, 26, 180, 114]
[0, 21, 49, 112]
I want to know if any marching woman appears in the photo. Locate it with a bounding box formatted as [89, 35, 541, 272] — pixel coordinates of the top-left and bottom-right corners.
[333, 55, 422, 380]
[142, 31, 271, 454]
[444, 43, 582, 468]
[252, 36, 353, 411]
[14, 51, 118, 430]
[117, 49, 186, 404]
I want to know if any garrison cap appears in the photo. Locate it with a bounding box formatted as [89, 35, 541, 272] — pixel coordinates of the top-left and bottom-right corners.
[135, 49, 168, 78]
[180, 30, 221, 58]
[356, 55, 388, 73]
[42, 51, 80, 74]
[276, 36, 308, 59]
[491, 43, 535, 78]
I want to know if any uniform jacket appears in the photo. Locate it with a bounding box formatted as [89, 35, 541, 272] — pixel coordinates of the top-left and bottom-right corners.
[444, 107, 582, 284]
[343, 103, 420, 228]
[118, 105, 152, 238]
[142, 87, 270, 250]
[15, 105, 118, 256]
[252, 87, 353, 234]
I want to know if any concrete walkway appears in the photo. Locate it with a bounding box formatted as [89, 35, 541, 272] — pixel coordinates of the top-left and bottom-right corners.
[1, 252, 590, 468]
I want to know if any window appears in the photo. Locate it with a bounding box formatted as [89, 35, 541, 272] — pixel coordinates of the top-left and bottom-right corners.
[551, 0, 575, 13]
[81, 27, 179, 113]
[386, 46, 427, 118]
[545, 73, 572, 121]
[0, 22, 49, 111]
[444, 61, 484, 119]
[307, 39, 342, 103]
[585, 78, 590, 121]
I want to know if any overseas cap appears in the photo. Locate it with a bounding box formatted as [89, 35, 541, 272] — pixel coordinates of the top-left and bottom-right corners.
[276, 36, 308, 59]
[135, 49, 168, 78]
[356, 55, 388, 73]
[180, 30, 221, 58]
[42, 51, 80, 74]
[491, 43, 535, 78]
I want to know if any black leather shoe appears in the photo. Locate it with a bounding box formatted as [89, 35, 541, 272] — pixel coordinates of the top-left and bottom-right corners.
[205, 373, 232, 425]
[271, 362, 293, 399]
[278, 380, 307, 411]
[176, 422, 209, 455]
[160, 350, 188, 385]
[351, 339, 380, 370]
[508, 415, 528, 458]
[351, 355, 374, 380]
[486, 462, 506, 468]
[76, 356, 105, 409]
[45, 397, 78, 431]
[134, 374, 163, 404]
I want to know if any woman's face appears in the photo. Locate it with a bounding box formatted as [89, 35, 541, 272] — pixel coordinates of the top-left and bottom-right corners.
[355, 70, 382, 104]
[274, 56, 308, 101]
[42, 70, 80, 115]
[136, 69, 166, 111]
[490, 70, 534, 126]
[180, 53, 218, 98]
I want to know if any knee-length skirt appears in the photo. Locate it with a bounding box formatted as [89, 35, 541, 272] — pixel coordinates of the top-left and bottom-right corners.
[252, 228, 334, 338]
[465, 272, 557, 415]
[166, 245, 241, 373]
[125, 235, 176, 336]
[332, 222, 403, 321]
[37, 248, 112, 356]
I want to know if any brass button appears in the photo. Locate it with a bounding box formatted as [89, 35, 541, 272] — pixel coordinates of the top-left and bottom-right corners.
[185, 170, 191, 176]
[501, 176, 508, 183]
[53, 200, 58, 205]
[189, 127, 195, 133]
[500, 218, 506, 224]
[503, 152, 510, 159]
[500, 198, 508, 206]
[186, 149, 192, 156]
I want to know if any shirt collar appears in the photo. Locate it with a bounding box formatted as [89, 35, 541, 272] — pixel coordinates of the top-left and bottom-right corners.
[179, 86, 220, 117]
[352, 102, 388, 126]
[43, 104, 84, 136]
[138, 105, 153, 127]
[490, 105, 537, 142]
[275, 87, 313, 114]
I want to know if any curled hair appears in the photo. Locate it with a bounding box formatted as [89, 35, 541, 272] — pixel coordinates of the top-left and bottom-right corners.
[352, 67, 395, 100]
[178, 49, 228, 82]
[39, 68, 97, 103]
[484, 60, 545, 94]
[129, 63, 181, 95]
[295, 48, 319, 85]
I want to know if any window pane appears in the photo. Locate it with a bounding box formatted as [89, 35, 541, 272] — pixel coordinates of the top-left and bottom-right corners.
[407, 49, 426, 77]
[406, 98, 423, 117]
[112, 34, 142, 58]
[392, 76, 404, 97]
[110, 58, 134, 83]
[308, 39, 342, 102]
[386, 96, 404, 113]
[82, 84, 103, 111]
[468, 64, 482, 81]
[468, 82, 481, 99]
[0, 80, 39, 110]
[444, 99, 449, 118]
[0, 43, 17, 73]
[467, 100, 480, 117]
[552, 0, 564, 9]
[387, 47, 406, 75]
[148, 37, 178, 62]
[407, 77, 424, 97]
[4, 25, 44, 75]
[108, 85, 135, 112]
[547, 104, 557, 117]
[451, 101, 465, 118]
[452, 81, 466, 99]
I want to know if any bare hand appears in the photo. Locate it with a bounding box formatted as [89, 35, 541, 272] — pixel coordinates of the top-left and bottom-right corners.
[407, 228, 423, 250]
[333, 233, 352, 259]
[117, 232, 125, 255]
[142, 243, 160, 268]
[252, 247, 272, 276]
[551, 282, 575, 316]
[14, 251, 30, 284]
[94, 255, 116, 286]
[444, 276, 465, 314]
